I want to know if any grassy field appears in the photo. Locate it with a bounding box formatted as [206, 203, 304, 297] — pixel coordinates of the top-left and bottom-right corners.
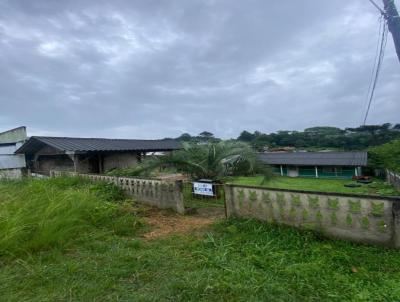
[228, 176, 400, 196]
[2, 178, 400, 301]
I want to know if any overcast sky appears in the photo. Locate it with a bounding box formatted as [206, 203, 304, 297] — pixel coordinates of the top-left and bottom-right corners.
[0, 0, 399, 139]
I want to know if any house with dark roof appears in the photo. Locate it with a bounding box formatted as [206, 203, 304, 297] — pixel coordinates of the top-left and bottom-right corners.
[16, 136, 182, 175]
[259, 151, 368, 179]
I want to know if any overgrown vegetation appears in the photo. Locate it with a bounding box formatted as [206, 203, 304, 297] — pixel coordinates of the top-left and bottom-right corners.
[106, 165, 152, 177]
[369, 139, 400, 173]
[160, 141, 270, 180]
[0, 177, 141, 258]
[3, 178, 400, 301]
[229, 176, 400, 196]
[2, 209, 400, 300]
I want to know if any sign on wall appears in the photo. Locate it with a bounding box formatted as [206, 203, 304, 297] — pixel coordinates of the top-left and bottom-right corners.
[193, 182, 214, 196]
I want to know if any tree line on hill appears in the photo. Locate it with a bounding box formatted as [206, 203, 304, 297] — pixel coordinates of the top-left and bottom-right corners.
[173, 124, 400, 151]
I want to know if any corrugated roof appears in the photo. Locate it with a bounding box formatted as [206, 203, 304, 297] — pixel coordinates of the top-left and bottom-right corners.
[259, 151, 368, 167]
[15, 136, 182, 154]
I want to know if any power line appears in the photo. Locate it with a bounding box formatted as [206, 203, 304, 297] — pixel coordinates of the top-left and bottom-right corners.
[361, 16, 383, 123]
[367, 0, 386, 15]
[363, 18, 389, 125]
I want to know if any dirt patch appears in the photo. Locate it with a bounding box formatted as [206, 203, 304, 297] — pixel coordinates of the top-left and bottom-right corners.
[142, 208, 224, 239]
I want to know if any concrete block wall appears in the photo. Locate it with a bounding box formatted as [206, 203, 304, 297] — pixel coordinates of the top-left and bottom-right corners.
[51, 171, 185, 214]
[387, 170, 400, 191]
[0, 168, 22, 179]
[225, 184, 400, 248]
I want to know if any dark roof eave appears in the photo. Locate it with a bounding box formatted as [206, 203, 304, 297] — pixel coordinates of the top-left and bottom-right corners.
[15, 136, 182, 154]
[258, 151, 368, 167]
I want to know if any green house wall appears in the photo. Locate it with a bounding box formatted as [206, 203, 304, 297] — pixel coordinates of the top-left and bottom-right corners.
[272, 165, 357, 179]
[273, 166, 288, 176]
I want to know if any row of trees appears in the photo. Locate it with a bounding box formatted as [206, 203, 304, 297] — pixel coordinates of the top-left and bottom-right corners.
[237, 124, 400, 151]
[174, 124, 400, 151]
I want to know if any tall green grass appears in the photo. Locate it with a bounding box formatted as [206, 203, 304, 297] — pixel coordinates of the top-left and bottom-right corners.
[0, 177, 141, 258]
[2, 177, 400, 300]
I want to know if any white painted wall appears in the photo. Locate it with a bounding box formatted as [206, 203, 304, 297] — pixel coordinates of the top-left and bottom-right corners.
[0, 128, 27, 175]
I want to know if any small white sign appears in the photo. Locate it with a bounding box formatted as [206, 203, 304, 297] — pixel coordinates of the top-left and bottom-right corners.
[193, 182, 214, 196]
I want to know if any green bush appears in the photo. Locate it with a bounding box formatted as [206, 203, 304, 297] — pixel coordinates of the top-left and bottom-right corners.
[106, 166, 150, 177]
[89, 182, 125, 202]
[0, 178, 141, 258]
[369, 140, 400, 173]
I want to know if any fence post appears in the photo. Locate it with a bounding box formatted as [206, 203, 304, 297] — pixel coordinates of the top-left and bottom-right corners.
[224, 184, 234, 218]
[392, 201, 400, 248]
[174, 180, 185, 214]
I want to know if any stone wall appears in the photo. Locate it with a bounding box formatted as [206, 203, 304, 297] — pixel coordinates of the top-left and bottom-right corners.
[51, 171, 185, 214]
[225, 184, 400, 248]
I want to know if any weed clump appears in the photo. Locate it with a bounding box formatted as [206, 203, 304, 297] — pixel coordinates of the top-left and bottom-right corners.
[0, 177, 141, 258]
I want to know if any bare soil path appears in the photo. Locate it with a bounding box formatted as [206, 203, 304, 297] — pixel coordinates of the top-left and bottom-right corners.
[142, 207, 225, 239]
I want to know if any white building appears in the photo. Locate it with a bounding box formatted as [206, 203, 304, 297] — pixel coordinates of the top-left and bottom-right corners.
[0, 126, 27, 179]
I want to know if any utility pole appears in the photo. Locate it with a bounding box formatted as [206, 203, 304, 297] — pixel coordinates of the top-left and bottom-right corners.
[382, 0, 400, 63]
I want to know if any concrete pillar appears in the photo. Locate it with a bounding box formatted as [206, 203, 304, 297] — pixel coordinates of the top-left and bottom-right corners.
[280, 165, 284, 176]
[315, 166, 319, 178]
[392, 201, 400, 248]
[355, 167, 359, 177]
[224, 184, 235, 218]
[66, 152, 77, 172]
[174, 180, 185, 214]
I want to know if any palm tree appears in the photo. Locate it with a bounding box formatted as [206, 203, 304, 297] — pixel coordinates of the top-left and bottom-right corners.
[150, 141, 272, 181]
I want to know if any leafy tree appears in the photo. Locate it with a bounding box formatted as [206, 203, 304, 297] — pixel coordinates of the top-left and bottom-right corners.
[142, 141, 272, 181]
[369, 140, 400, 173]
[199, 131, 214, 139]
[238, 130, 255, 142]
[176, 133, 192, 142]
[304, 126, 343, 135]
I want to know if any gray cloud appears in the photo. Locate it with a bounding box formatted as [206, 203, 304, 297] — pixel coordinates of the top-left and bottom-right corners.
[0, 0, 399, 139]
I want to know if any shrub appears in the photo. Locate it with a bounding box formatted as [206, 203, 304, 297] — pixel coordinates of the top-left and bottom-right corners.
[369, 140, 400, 173]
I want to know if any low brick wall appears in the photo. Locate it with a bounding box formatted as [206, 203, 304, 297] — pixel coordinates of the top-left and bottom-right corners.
[225, 184, 400, 248]
[51, 171, 185, 214]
